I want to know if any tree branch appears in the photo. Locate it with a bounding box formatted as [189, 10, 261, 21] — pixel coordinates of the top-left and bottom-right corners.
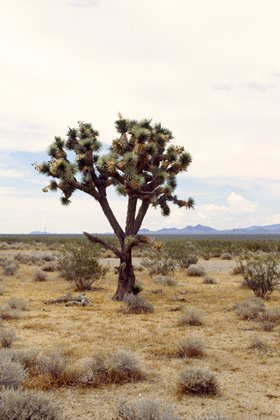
[125, 196, 137, 236]
[83, 232, 123, 259]
[133, 199, 150, 235]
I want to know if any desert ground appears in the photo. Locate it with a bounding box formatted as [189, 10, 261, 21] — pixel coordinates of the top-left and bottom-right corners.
[0, 243, 280, 420]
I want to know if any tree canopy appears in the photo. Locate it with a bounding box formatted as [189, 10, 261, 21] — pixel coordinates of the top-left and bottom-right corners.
[35, 115, 194, 300]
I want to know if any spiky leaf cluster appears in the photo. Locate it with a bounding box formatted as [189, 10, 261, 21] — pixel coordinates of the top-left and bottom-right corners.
[35, 117, 194, 216]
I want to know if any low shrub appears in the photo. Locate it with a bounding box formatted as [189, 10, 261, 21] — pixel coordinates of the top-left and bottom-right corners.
[203, 276, 217, 284]
[235, 297, 266, 321]
[248, 337, 269, 352]
[0, 305, 21, 320]
[0, 356, 27, 389]
[34, 269, 48, 282]
[1, 348, 38, 370]
[178, 308, 205, 326]
[41, 262, 58, 272]
[238, 253, 280, 298]
[121, 295, 154, 314]
[37, 347, 69, 381]
[142, 249, 176, 276]
[57, 240, 108, 291]
[80, 348, 146, 386]
[2, 263, 18, 276]
[117, 398, 179, 420]
[186, 265, 206, 277]
[153, 275, 178, 286]
[0, 389, 62, 420]
[176, 336, 206, 358]
[220, 252, 232, 260]
[177, 368, 220, 396]
[5, 297, 28, 311]
[0, 330, 18, 348]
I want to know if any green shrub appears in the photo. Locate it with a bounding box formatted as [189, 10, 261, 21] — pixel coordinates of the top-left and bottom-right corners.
[0, 389, 62, 420]
[117, 398, 179, 420]
[57, 240, 108, 291]
[238, 253, 280, 298]
[178, 368, 220, 396]
[142, 249, 176, 276]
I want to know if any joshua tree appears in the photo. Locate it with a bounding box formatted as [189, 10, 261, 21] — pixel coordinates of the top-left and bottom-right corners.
[34, 115, 194, 301]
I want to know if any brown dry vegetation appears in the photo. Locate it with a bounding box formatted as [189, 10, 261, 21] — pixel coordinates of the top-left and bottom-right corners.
[0, 247, 280, 419]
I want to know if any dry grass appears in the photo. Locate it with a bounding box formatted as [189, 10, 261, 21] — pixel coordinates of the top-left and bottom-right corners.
[0, 248, 280, 419]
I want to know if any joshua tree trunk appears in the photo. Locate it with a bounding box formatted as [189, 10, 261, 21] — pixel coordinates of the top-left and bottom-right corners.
[112, 249, 136, 301]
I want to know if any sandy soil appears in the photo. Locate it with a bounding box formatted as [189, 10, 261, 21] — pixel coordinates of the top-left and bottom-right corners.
[0, 254, 280, 420]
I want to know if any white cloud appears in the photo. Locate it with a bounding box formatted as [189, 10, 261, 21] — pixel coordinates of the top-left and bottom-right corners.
[265, 214, 280, 225]
[0, 0, 280, 232]
[227, 193, 257, 214]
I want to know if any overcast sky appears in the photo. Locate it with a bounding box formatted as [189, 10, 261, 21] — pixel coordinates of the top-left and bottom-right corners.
[1, 0, 280, 234]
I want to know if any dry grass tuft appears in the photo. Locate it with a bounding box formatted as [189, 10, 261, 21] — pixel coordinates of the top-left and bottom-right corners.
[79, 348, 146, 387]
[178, 308, 205, 326]
[176, 336, 206, 358]
[120, 295, 154, 314]
[117, 398, 179, 420]
[0, 388, 62, 420]
[177, 368, 220, 396]
[234, 297, 265, 320]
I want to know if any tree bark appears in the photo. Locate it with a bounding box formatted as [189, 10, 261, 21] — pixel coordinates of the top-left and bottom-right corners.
[112, 249, 136, 301]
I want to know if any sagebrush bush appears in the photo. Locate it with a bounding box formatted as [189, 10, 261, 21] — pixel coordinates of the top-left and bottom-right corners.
[235, 297, 266, 320]
[117, 398, 179, 420]
[121, 295, 154, 314]
[176, 336, 206, 358]
[203, 276, 217, 284]
[220, 252, 232, 260]
[0, 356, 27, 389]
[5, 297, 28, 311]
[1, 348, 38, 370]
[34, 269, 48, 282]
[238, 253, 280, 298]
[80, 348, 146, 386]
[2, 263, 18, 276]
[248, 337, 269, 352]
[178, 308, 205, 326]
[186, 265, 206, 277]
[57, 240, 108, 291]
[0, 389, 62, 420]
[142, 248, 176, 276]
[0, 305, 21, 320]
[37, 347, 69, 380]
[178, 368, 220, 396]
[41, 262, 58, 272]
[0, 329, 18, 348]
[153, 275, 178, 286]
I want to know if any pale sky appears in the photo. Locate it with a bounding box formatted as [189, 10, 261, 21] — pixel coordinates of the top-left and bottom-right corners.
[1, 0, 280, 234]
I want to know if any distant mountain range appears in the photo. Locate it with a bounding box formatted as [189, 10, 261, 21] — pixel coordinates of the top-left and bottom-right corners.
[30, 223, 280, 235]
[139, 223, 280, 235]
